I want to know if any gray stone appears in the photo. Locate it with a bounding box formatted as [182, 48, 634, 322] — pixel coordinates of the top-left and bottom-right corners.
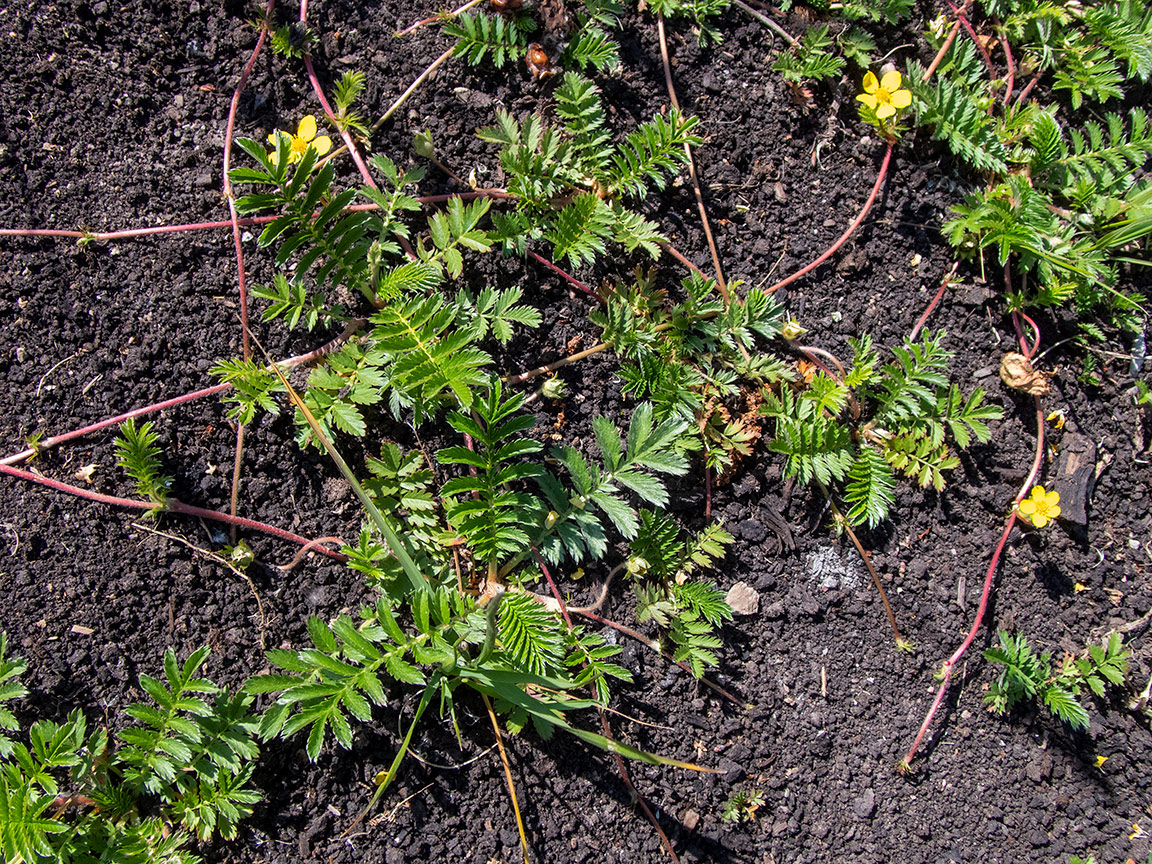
[725, 581, 760, 616]
[852, 788, 876, 819]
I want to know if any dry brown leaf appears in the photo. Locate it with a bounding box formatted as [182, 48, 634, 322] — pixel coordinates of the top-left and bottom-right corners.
[1000, 352, 1052, 396]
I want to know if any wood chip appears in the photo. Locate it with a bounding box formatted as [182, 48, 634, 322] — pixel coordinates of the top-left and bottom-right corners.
[70, 625, 94, 635]
[1052, 434, 1097, 527]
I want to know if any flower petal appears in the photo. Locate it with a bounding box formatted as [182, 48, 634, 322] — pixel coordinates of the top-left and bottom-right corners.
[1032, 513, 1049, 528]
[890, 88, 912, 109]
[1047, 504, 1061, 520]
[1044, 490, 1060, 507]
[310, 135, 332, 157]
[297, 114, 318, 143]
[876, 103, 896, 119]
[880, 70, 903, 93]
[1019, 499, 1037, 516]
[862, 71, 879, 94]
[267, 132, 279, 147]
[857, 93, 879, 109]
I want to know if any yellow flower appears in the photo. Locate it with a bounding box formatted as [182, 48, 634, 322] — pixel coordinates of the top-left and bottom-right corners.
[1017, 485, 1061, 528]
[267, 114, 332, 163]
[857, 70, 912, 120]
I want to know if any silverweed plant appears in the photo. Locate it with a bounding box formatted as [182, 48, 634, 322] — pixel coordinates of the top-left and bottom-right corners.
[903, 2, 1152, 335]
[983, 630, 1131, 730]
[0, 639, 261, 864]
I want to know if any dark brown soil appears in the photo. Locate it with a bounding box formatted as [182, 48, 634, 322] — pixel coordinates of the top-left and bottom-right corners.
[1, 1, 1150, 863]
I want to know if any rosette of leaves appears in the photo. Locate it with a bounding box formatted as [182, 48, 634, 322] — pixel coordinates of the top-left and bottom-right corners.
[593, 270, 793, 476]
[761, 330, 1002, 528]
[984, 630, 1131, 730]
[0, 643, 260, 864]
[630, 510, 735, 676]
[903, 5, 1152, 331]
[480, 72, 700, 268]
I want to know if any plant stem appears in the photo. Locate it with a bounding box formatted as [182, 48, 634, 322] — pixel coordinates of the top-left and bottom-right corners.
[731, 0, 797, 46]
[1001, 30, 1016, 105]
[223, 0, 274, 361]
[824, 491, 904, 644]
[374, 46, 455, 134]
[229, 423, 245, 541]
[222, 3, 274, 529]
[795, 344, 847, 382]
[1017, 311, 1041, 359]
[482, 694, 531, 864]
[1, 382, 231, 467]
[955, 9, 996, 81]
[655, 13, 728, 302]
[1014, 75, 1040, 107]
[901, 395, 1045, 768]
[598, 709, 680, 864]
[0, 336, 340, 468]
[767, 142, 893, 295]
[0, 464, 347, 560]
[658, 241, 710, 282]
[908, 262, 960, 341]
[0, 193, 513, 243]
[923, 19, 962, 82]
[301, 0, 422, 269]
[300, 1, 378, 194]
[502, 341, 614, 385]
[530, 545, 574, 631]
[396, 0, 484, 37]
[527, 250, 600, 301]
[577, 609, 744, 707]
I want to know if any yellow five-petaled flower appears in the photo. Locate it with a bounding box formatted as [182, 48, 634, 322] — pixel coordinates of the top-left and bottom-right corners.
[1018, 485, 1061, 528]
[857, 70, 912, 120]
[267, 114, 332, 164]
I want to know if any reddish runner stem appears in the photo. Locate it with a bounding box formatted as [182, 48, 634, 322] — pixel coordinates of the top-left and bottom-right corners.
[578, 609, 744, 707]
[221, 1, 274, 530]
[0, 464, 347, 561]
[598, 710, 680, 864]
[955, 10, 996, 80]
[1, 336, 340, 468]
[658, 241, 710, 282]
[1001, 31, 1016, 106]
[530, 545, 574, 631]
[0, 193, 512, 242]
[1017, 311, 1041, 359]
[909, 262, 960, 341]
[1014, 75, 1040, 107]
[396, 0, 484, 36]
[222, 0, 274, 360]
[1, 383, 230, 467]
[767, 143, 893, 294]
[901, 395, 1045, 768]
[923, 18, 962, 82]
[527, 251, 600, 301]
